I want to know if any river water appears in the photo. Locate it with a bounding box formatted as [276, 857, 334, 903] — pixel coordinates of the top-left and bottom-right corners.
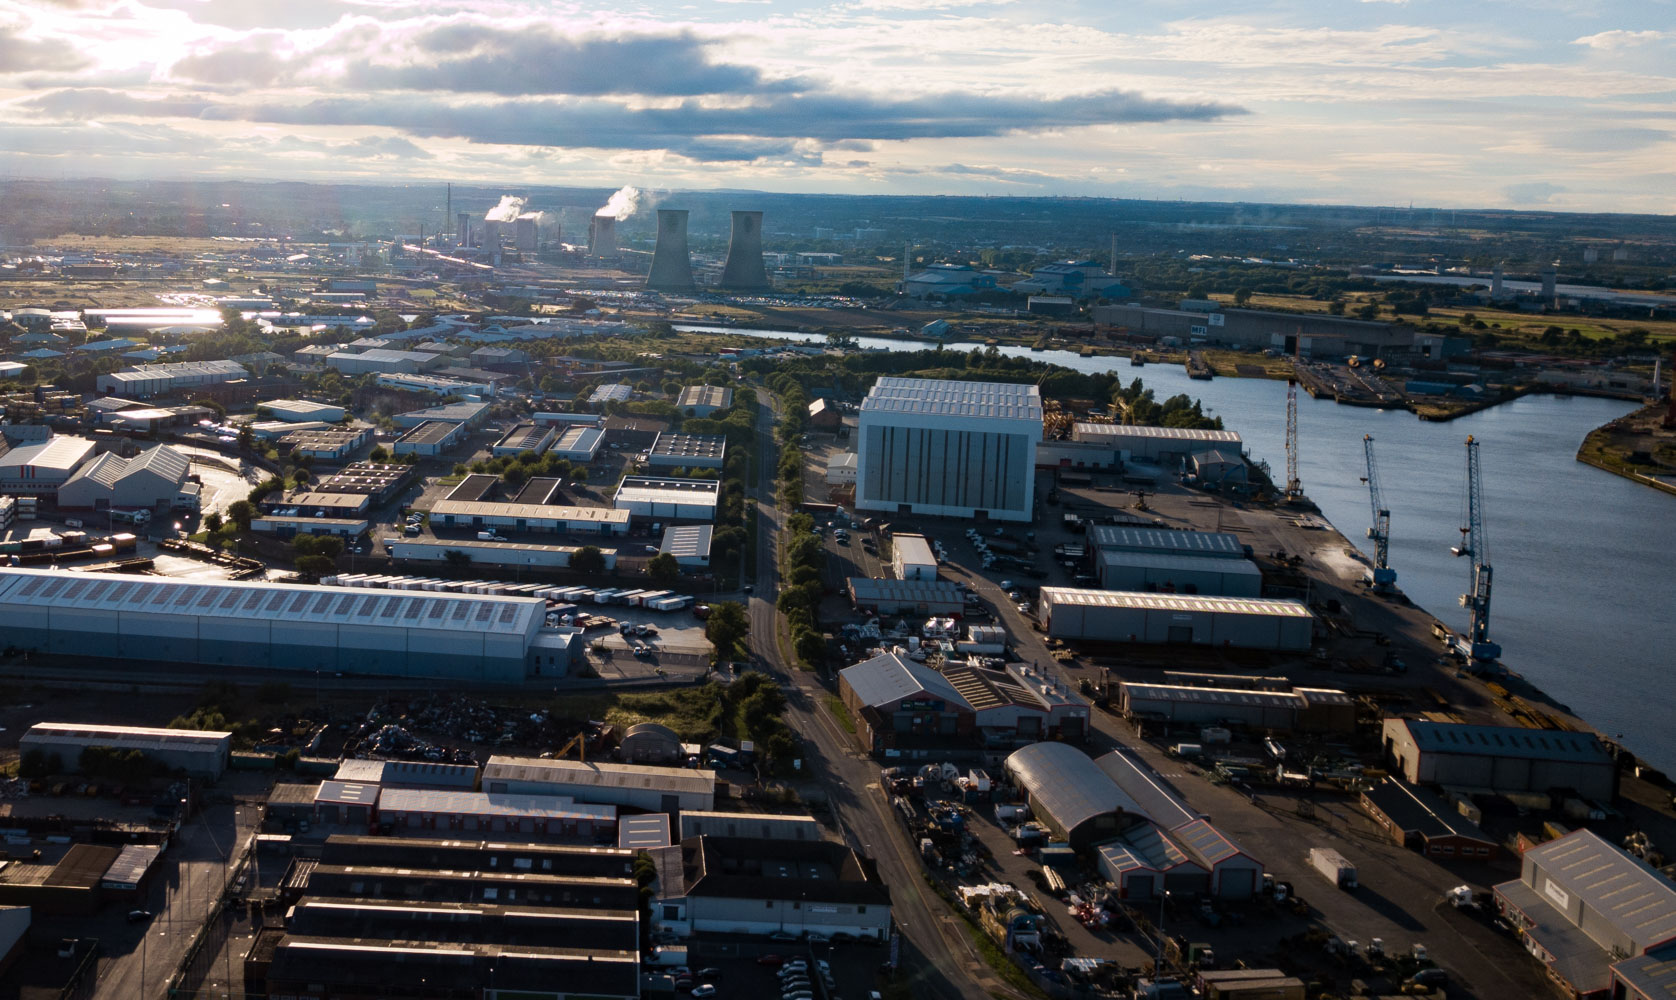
[680, 324, 1675, 770]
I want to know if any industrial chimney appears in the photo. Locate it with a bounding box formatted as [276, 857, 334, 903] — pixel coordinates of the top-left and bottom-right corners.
[720, 210, 770, 290]
[1542, 268, 1557, 302]
[590, 214, 618, 257]
[646, 209, 696, 292]
[515, 216, 539, 251]
[457, 212, 471, 248]
[1490, 261, 1503, 299]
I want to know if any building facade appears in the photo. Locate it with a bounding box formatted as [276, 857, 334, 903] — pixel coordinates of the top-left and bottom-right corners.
[856, 377, 1041, 523]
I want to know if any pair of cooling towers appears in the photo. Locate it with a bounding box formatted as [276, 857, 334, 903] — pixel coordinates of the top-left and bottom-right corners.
[645, 209, 770, 293]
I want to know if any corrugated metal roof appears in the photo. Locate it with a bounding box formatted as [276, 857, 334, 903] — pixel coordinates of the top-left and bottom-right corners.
[1121, 682, 1307, 711]
[1042, 588, 1312, 618]
[1611, 952, 1676, 999]
[1398, 720, 1613, 765]
[660, 524, 713, 560]
[840, 652, 968, 710]
[1172, 818, 1252, 867]
[1072, 423, 1242, 443]
[617, 814, 673, 850]
[483, 756, 715, 797]
[1097, 550, 1263, 576]
[1004, 742, 1147, 834]
[1527, 830, 1676, 952]
[1087, 526, 1246, 558]
[0, 437, 96, 476]
[891, 534, 935, 568]
[1098, 823, 1202, 874]
[614, 478, 720, 507]
[377, 788, 617, 821]
[847, 577, 967, 604]
[315, 781, 381, 807]
[100, 843, 161, 886]
[862, 376, 1042, 421]
[0, 568, 544, 635]
[1496, 877, 1616, 992]
[1096, 751, 1204, 830]
[429, 499, 632, 524]
[23, 721, 230, 749]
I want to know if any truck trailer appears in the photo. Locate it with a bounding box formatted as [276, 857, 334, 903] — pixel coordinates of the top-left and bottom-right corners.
[1309, 847, 1357, 890]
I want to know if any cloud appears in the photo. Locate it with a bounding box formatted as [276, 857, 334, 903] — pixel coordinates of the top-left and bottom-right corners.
[1503, 181, 1566, 204]
[1573, 29, 1674, 50]
[0, 24, 92, 74]
[20, 84, 1243, 163]
[340, 24, 802, 97]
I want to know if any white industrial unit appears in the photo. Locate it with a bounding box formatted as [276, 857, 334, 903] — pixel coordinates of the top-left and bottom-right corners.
[613, 477, 719, 521]
[58, 445, 192, 511]
[856, 377, 1041, 522]
[1070, 423, 1244, 463]
[492, 423, 556, 457]
[261, 399, 347, 423]
[551, 426, 606, 462]
[326, 349, 441, 375]
[483, 756, 716, 812]
[1039, 588, 1313, 650]
[395, 401, 491, 428]
[676, 385, 733, 417]
[0, 568, 548, 683]
[20, 722, 231, 779]
[659, 524, 713, 567]
[427, 500, 630, 535]
[0, 437, 96, 495]
[890, 534, 938, 581]
[95, 360, 248, 398]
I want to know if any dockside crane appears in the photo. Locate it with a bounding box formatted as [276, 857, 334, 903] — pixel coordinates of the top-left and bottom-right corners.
[1359, 435, 1396, 593]
[1451, 435, 1501, 666]
[1284, 333, 1303, 500]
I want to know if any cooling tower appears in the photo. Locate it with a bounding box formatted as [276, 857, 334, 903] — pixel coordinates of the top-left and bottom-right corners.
[590, 214, 618, 257]
[646, 209, 696, 292]
[457, 212, 471, 248]
[720, 210, 770, 290]
[515, 216, 538, 251]
[482, 220, 503, 248]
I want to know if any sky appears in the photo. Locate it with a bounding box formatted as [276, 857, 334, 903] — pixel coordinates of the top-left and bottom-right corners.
[1, 0, 1673, 213]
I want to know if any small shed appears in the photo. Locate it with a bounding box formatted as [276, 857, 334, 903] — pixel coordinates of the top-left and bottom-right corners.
[620, 723, 684, 765]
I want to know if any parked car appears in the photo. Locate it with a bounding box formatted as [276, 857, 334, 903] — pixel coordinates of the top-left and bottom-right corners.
[126, 909, 153, 923]
[691, 987, 719, 999]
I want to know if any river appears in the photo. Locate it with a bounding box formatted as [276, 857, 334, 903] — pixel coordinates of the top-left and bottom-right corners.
[679, 324, 1675, 771]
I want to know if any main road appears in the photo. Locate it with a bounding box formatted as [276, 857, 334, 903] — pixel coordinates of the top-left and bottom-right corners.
[744, 392, 1015, 1000]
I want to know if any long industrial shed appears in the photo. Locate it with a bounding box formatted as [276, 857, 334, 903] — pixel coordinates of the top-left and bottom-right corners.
[0, 568, 548, 682]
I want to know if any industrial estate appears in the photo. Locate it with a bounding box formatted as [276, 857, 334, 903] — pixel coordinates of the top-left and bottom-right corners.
[0, 179, 1672, 1000]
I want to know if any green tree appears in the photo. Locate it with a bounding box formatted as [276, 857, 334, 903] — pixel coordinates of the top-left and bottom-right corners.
[312, 535, 345, 560]
[570, 546, 607, 575]
[704, 601, 750, 663]
[646, 552, 681, 588]
[203, 511, 223, 534]
[295, 554, 336, 577]
[226, 500, 256, 532]
[443, 549, 471, 567]
[369, 445, 390, 462]
[1233, 287, 1253, 306]
[793, 627, 826, 666]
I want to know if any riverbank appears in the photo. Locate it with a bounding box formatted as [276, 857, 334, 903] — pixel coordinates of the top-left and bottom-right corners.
[1575, 402, 1676, 496]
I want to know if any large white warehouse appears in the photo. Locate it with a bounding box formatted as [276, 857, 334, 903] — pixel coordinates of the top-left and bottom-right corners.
[57, 444, 193, 511]
[856, 377, 1041, 523]
[1038, 588, 1313, 650]
[0, 569, 555, 683]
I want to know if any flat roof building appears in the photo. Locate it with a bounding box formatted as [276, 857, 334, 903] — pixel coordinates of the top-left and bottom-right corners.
[492, 423, 556, 457]
[676, 385, 733, 416]
[95, 359, 248, 398]
[660, 523, 713, 567]
[857, 377, 1041, 523]
[393, 401, 490, 428]
[326, 349, 441, 375]
[1088, 525, 1247, 559]
[614, 476, 719, 521]
[1381, 719, 1616, 801]
[260, 399, 346, 423]
[847, 577, 968, 616]
[392, 419, 466, 457]
[20, 721, 230, 779]
[427, 500, 630, 536]
[375, 372, 493, 396]
[1360, 777, 1499, 861]
[660, 836, 891, 941]
[890, 533, 937, 581]
[648, 431, 726, 470]
[678, 811, 823, 842]
[1070, 423, 1244, 464]
[1096, 550, 1263, 597]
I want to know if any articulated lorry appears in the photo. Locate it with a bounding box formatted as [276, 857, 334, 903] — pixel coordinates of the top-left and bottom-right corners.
[1309, 847, 1358, 889]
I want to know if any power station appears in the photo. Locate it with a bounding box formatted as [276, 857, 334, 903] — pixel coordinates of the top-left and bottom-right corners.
[590, 214, 619, 257]
[720, 210, 770, 290]
[646, 209, 695, 292]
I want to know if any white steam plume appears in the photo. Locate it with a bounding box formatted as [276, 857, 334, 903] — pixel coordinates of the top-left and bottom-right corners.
[596, 186, 641, 220]
[485, 195, 526, 222]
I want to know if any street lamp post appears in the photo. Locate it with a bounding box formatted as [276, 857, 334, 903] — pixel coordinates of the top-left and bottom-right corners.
[1155, 888, 1171, 976]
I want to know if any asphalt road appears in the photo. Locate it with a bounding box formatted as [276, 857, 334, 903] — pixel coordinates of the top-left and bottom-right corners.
[745, 392, 1010, 1000]
[94, 801, 261, 1000]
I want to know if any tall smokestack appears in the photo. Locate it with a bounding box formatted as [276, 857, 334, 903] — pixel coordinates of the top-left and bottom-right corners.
[720, 210, 770, 290]
[590, 215, 618, 257]
[515, 216, 538, 251]
[457, 213, 471, 248]
[446, 183, 452, 240]
[646, 209, 696, 292]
